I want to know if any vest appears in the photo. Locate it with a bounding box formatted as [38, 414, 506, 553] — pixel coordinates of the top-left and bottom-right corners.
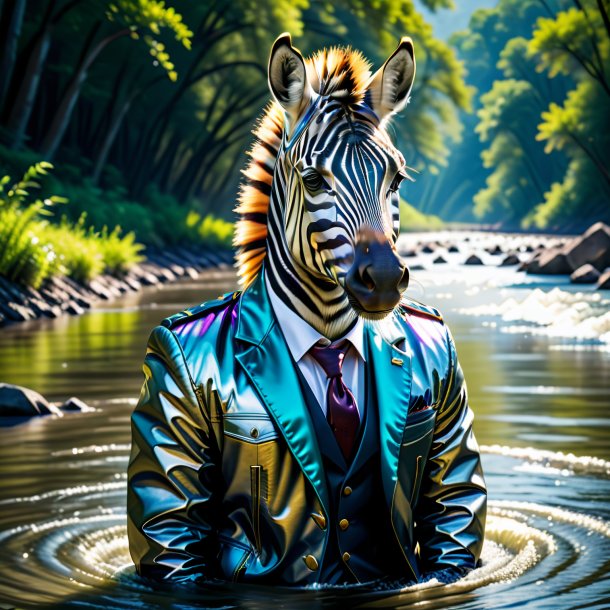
[294, 363, 405, 584]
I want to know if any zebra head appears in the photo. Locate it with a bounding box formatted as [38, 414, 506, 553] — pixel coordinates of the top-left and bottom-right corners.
[236, 34, 416, 339]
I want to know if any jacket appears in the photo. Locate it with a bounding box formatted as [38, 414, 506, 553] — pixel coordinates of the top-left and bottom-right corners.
[127, 268, 487, 586]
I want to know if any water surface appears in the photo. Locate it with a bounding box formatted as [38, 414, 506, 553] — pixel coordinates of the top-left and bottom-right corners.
[0, 235, 609, 609]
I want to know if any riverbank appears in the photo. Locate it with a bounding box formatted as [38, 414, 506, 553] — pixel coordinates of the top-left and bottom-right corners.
[0, 245, 233, 327]
[398, 222, 610, 290]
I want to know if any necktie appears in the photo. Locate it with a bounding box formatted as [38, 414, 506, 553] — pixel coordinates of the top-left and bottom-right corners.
[309, 342, 360, 461]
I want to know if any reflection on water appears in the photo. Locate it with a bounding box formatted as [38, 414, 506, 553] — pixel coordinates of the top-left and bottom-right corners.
[0, 241, 609, 608]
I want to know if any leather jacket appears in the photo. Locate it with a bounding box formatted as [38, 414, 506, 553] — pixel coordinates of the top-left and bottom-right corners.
[127, 268, 487, 586]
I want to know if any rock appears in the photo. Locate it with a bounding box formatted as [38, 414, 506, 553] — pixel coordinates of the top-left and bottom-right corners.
[421, 244, 436, 254]
[570, 264, 600, 284]
[563, 221, 610, 271]
[0, 383, 62, 418]
[433, 255, 447, 264]
[87, 279, 114, 300]
[409, 264, 425, 271]
[597, 269, 610, 289]
[500, 253, 520, 266]
[535, 249, 573, 274]
[63, 301, 85, 315]
[401, 248, 418, 258]
[521, 249, 543, 273]
[0, 301, 36, 322]
[464, 254, 483, 265]
[447, 244, 459, 253]
[59, 396, 94, 412]
[487, 245, 503, 255]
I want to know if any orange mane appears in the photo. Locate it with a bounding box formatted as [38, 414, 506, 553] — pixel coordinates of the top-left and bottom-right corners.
[233, 46, 373, 287]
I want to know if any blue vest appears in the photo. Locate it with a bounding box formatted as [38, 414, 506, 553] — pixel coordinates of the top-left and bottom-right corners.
[294, 365, 405, 584]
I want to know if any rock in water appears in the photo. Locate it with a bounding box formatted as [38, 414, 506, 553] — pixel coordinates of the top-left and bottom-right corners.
[501, 253, 520, 266]
[60, 396, 94, 412]
[563, 222, 610, 271]
[597, 269, 610, 290]
[433, 255, 447, 264]
[464, 254, 483, 265]
[532, 249, 573, 274]
[570, 264, 601, 284]
[0, 383, 62, 418]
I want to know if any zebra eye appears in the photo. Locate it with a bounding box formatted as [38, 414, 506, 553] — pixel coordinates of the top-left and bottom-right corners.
[388, 171, 407, 194]
[301, 168, 328, 193]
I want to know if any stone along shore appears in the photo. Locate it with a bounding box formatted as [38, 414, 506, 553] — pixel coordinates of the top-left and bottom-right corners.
[0, 245, 234, 327]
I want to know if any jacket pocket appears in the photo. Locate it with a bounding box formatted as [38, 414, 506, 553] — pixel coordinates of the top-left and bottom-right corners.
[223, 413, 279, 443]
[400, 407, 436, 508]
[402, 406, 436, 446]
[250, 465, 262, 555]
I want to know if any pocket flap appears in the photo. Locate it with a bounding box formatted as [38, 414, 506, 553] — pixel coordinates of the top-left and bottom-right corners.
[223, 413, 278, 443]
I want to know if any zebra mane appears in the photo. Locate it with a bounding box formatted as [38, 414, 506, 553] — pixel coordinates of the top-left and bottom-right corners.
[234, 46, 374, 287]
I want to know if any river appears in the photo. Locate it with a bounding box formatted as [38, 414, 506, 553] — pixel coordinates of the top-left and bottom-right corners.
[0, 232, 609, 609]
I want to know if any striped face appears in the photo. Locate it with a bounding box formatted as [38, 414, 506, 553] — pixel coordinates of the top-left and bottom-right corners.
[280, 98, 407, 289]
[260, 34, 415, 338]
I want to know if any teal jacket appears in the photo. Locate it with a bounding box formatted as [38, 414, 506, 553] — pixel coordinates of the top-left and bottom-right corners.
[127, 269, 487, 585]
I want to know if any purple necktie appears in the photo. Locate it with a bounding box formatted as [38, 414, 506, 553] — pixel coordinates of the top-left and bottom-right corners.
[309, 342, 360, 461]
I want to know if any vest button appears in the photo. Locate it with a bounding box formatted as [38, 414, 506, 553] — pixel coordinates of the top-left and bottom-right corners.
[343, 486, 353, 496]
[339, 518, 349, 531]
[250, 427, 259, 439]
[303, 555, 319, 571]
[342, 551, 351, 563]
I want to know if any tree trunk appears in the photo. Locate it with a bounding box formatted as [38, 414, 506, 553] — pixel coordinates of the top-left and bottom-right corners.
[39, 26, 130, 160]
[0, 0, 27, 112]
[91, 98, 133, 185]
[6, 28, 53, 149]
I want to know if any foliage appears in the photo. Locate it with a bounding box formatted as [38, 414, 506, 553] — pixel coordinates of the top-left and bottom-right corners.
[0, 163, 60, 287]
[524, 1, 610, 230]
[0, 0, 470, 235]
[399, 200, 444, 232]
[435, 0, 609, 231]
[0, 163, 147, 287]
[185, 211, 234, 246]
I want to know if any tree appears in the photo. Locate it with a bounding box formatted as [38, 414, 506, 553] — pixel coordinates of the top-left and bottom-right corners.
[525, 0, 610, 229]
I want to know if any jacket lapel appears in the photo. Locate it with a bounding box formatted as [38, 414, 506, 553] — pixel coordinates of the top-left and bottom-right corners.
[234, 269, 330, 515]
[365, 318, 413, 507]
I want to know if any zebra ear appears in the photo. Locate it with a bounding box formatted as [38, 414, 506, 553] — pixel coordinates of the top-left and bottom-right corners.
[268, 33, 312, 131]
[368, 37, 416, 121]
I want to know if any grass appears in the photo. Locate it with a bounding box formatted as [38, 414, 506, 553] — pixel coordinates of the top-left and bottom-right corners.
[0, 163, 145, 288]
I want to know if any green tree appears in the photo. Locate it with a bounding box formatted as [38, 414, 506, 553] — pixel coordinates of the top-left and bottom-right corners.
[525, 1, 610, 229]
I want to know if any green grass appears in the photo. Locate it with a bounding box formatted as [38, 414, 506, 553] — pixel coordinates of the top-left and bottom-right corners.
[0, 164, 145, 288]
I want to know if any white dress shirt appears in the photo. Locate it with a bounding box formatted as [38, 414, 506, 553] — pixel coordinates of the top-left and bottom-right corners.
[265, 274, 366, 417]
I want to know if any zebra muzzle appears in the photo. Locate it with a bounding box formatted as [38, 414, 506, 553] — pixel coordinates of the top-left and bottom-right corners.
[345, 230, 409, 317]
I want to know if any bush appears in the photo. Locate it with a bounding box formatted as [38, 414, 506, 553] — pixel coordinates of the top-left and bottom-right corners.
[98, 225, 145, 276]
[186, 210, 234, 246]
[400, 200, 444, 232]
[0, 163, 146, 287]
[0, 162, 64, 288]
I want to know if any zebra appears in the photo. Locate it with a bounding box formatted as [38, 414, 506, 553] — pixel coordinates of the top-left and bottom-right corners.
[234, 33, 416, 340]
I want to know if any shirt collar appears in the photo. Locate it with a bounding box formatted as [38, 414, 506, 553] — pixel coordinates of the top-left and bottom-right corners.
[265, 272, 366, 363]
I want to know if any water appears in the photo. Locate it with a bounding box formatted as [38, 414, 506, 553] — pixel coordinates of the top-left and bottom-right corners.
[0, 234, 609, 609]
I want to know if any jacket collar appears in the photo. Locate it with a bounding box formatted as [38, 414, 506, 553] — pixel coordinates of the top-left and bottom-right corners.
[235, 266, 412, 513]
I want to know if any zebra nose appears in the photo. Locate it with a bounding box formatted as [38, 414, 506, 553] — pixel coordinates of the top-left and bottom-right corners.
[345, 231, 409, 315]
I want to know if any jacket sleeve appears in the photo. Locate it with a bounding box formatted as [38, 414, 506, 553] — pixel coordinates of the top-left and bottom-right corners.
[127, 324, 223, 585]
[413, 325, 487, 575]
